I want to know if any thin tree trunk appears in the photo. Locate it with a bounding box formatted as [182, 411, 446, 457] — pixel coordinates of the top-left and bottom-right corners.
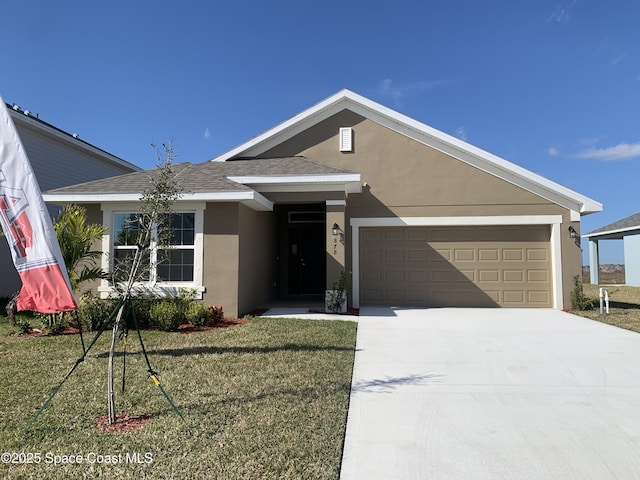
[5, 291, 18, 326]
[107, 302, 126, 424]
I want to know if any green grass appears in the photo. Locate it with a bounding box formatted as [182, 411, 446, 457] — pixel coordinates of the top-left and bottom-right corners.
[0, 316, 357, 479]
[574, 284, 640, 334]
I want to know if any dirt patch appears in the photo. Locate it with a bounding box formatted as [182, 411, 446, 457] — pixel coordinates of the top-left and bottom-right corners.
[95, 413, 152, 433]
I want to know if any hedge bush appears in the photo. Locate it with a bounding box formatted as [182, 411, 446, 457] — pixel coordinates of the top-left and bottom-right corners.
[150, 300, 182, 332]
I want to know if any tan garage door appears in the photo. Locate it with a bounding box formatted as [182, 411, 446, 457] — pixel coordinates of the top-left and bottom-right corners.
[360, 225, 552, 307]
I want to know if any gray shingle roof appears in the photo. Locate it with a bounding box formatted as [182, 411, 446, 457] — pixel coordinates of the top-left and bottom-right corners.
[585, 212, 640, 237]
[44, 157, 354, 195]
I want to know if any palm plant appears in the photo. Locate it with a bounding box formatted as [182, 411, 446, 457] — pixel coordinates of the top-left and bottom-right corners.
[54, 204, 108, 292]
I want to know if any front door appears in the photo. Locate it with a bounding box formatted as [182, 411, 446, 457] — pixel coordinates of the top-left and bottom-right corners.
[288, 223, 325, 295]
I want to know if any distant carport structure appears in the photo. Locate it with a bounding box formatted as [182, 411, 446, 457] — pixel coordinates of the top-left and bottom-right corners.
[584, 212, 640, 286]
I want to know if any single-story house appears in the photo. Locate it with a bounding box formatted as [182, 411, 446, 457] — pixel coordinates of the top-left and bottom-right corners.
[43, 89, 602, 316]
[584, 212, 640, 286]
[1, 103, 141, 297]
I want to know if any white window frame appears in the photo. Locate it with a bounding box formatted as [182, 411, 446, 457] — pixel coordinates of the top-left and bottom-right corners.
[99, 202, 205, 299]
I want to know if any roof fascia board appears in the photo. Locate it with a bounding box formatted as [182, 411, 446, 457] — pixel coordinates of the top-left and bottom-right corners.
[10, 109, 141, 172]
[210, 92, 353, 163]
[227, 173, 362, 194]
[583, 226, 640, 238]
[226, 173, 361, 185]
[211, 89, 601, 214]
[43, 190, 274, 211]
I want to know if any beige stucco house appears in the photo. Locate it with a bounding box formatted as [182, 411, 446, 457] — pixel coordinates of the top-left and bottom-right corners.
[43, 90, 602, 316]
[0, 103, 141, 297]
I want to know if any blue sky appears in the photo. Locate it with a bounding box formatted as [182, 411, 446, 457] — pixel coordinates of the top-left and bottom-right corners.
[1, 1, 638, 263]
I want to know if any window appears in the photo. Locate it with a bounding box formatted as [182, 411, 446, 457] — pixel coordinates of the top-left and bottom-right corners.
[112, 212, 195, 283]
[157, 213, 195, 282]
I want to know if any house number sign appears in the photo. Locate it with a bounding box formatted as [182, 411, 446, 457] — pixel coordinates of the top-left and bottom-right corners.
[333, 237, 338, 255]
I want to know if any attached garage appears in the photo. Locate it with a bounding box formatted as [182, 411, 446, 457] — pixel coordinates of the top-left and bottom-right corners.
[353, 217, 561, 309]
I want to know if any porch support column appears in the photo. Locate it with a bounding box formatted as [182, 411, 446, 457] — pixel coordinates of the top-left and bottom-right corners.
[589, 239, 600, 285]
[326, 200, 346, 288]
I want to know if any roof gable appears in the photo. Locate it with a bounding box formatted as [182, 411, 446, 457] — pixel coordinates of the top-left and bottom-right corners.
[210, 89, 602, 215]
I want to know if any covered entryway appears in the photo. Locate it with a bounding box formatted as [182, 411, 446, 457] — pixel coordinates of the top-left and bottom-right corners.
[357, 224, 553, 308]
[276, 204, 327, 299]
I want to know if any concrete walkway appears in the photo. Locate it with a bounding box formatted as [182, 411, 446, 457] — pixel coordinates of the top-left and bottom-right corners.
[338, 308, 640, 480]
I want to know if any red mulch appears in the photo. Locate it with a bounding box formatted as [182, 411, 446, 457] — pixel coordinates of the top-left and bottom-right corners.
[14, 317, 249, 337]
[95, 413, 152, 433]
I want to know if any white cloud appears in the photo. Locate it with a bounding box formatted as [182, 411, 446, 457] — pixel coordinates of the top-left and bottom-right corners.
[376, 78, 450, 106]
[204, 127, 211, 140]
[546, 0, 577, 23]
[610, 53, 626, 66]
[575, 142, 640, 161]
[455, 127, 467, 141]
[547, 147, 560, 156]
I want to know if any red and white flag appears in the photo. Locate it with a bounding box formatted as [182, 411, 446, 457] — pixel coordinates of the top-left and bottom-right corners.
[0, 96, 77, 313]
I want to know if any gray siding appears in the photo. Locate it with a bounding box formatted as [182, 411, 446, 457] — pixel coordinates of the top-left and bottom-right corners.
[0, 112, 139, 297]
[13, 117, 136, 191]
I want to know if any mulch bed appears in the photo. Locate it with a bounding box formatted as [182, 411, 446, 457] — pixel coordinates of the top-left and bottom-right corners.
[95, 413, 152, 433]
[14, 317, 249, 337]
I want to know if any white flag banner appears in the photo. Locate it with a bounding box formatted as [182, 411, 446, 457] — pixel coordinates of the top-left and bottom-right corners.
[0, 96, 77, 313]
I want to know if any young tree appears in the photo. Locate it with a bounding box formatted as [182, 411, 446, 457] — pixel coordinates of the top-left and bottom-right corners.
[107, 140, 183, 424]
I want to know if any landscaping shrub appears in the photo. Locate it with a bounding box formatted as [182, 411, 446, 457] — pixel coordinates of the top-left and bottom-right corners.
[150, 300, 182, 331]
[185, 303, 211, 327]
[78, 292, 117, 330]
[209, 305, 224, 323]
[15, 316, 32, 334]
[130, 294, 158, 329]
[571, 275, 597, 311]
[48, 318, 68, 336]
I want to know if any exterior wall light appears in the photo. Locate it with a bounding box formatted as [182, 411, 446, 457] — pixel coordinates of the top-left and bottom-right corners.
[332, 223, 340, 236]
[568, 226, 579, 238]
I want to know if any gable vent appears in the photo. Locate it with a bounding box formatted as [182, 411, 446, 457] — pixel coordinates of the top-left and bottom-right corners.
[339, 127, 353, 152]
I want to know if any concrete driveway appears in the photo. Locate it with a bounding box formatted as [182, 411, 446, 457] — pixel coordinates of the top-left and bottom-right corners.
[340, 308, 640, 480]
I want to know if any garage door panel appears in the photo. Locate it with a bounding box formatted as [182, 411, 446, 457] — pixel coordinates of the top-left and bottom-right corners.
[503, 249, 524, 261]
[384, 249, 404, 262]
[385, 270, 405, 282]
[528, 291, 550, 304]
[430, 249, 452, 262]
[383, 229, 404, 241]
[360, 226, 552, 308]
[407, 249, 428, 262]
[408, 270, 428, 282]
[527, 249, 548, 261]
[454, 249, 475, 261]
[479, 270, 500, 282]
[503, 290, 525, 304]
[528, 270, 548, 282]
[503, 270, 524, 282]
[479, 249, 499, 261]
[361, 289, 382, 303]
[384, 289, 406, 303]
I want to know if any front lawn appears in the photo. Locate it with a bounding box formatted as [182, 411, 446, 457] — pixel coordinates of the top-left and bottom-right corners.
[0, 315, 357, 479]
[574, 284, 640, 334]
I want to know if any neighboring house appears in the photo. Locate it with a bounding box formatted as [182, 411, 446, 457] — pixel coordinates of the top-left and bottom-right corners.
[43, 90, 602, 317]
[584, 212, 640, 286]
[0, 103, 141, 297]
